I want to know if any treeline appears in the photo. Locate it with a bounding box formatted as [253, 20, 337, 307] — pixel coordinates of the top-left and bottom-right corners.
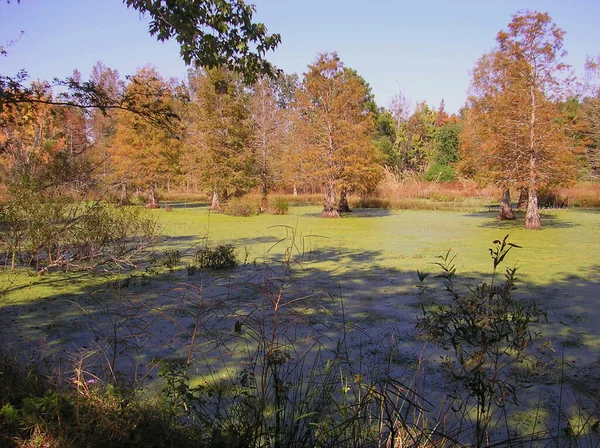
[1, 12, 600, 226]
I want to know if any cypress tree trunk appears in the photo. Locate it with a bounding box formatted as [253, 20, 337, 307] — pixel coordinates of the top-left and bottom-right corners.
[518, 187, 528, 209]
[210, 190, 220, 210]
[146, 184, 159, 208]
[119, 183, 128, 205]
[338, 188, 351, 213]
[525, 82, 541, 229]
[322, 182, 340, 218]
[525, 187, 542, 229]
[260, 182, 268, 213]
[498, 188, 516, 220]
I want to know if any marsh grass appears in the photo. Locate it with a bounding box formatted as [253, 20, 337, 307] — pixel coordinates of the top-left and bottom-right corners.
[224, 197, 261, 216]
[268, 196, 290, 215]
[559, 184, 600, 208]
[139, 177, 599, 213]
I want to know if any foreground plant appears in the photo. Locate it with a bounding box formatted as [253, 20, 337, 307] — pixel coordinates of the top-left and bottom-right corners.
[417, 235, 546, 447]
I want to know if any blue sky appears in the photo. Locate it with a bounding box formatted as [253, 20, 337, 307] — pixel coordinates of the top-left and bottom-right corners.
[2, 0, 599, 113]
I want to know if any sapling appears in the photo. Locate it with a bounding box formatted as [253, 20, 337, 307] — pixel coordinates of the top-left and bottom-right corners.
[417, 235, 545, 447]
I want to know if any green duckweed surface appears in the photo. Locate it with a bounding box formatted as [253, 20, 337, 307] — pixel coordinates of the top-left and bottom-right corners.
[158, 205, 600, 284]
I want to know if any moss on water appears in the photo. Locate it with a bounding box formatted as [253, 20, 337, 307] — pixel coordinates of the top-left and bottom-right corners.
[2, 205, 599, 307]
[154, 205, 600, 286]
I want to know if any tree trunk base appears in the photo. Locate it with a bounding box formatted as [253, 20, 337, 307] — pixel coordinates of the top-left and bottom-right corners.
[338, 189, 351, 213]
[210, 191, 221, 211]
[260, 196, 268, 213]
[498, 209, 516, 220]
[323, 183, 340, 218]
[498, 188, 516, 220]
[322, 209, 341, 218]
[525, 215, 542, 229]
[518, 188, 528, 209]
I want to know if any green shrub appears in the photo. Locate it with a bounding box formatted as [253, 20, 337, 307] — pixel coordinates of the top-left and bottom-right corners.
[417, 236, 545, 447]
[350, 197, 392, 209]
[223, 197, 259, 216]
[153, 249, 181, 272]
[0, 351, 196, 448]
[269, 196, 289, 215]
[0, 190, 160, 272]
[425, 162, 456, 182]
[195, 245, 238, 269]
[537, 190, 568, 208]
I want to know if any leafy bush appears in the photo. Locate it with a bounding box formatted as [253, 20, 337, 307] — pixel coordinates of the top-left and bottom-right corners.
[435, 122, 461, 166]
[269, 196, 289, 215]
[425, 162, 456, 182]
[194, 244, 238, 269]
[223, 197, 259, 216]
[153, 249, 181, 272]
[537, 190, 569, 208]
[0, 351, 196, 448]
[350, 196, 392, 209]
[417, 236, 545, 447]
[0, 191, 160, 272]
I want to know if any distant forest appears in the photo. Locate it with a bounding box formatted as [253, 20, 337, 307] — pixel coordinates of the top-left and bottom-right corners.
[2, 8, 599, 228]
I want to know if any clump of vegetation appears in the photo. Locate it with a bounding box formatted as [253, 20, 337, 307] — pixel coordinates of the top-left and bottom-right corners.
[223, 197, 260, 216]
[0, 351, 196, 448]
[194, 244, 238, 269]
[417, 236, 546, 447]
[0, 191, 160, 273]
[537, 189, 569, 208]
[268, 196, 289, 215]
[425, 162, 456, 182]
[185, 264, 197, 276]
[350, 196, 392, 209]
[152, 249, 181, 272]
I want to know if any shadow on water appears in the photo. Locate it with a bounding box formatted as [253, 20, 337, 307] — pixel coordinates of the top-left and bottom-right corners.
[300, 207, 395, 219]
[341, 208, 396, 218]
[162, 201, 209, 209]
[3, 237, 600, 361]
[471, 210, 580, 229]
[2, 236, 600, 445]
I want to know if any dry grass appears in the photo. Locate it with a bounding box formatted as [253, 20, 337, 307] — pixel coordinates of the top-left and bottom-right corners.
[244, 192, 323, 206]
[376, 168, 500, 210]
[159, 190, 209, 203]
[0, 184, 10, 202]
[558, 184, 600, 208]
[154, 176, 600, 211]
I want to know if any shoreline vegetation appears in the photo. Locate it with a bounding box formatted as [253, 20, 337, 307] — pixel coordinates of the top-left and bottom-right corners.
[146, 181, 600, 214]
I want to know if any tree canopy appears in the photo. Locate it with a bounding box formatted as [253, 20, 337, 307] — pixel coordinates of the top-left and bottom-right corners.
[293, 53, 382, 217]
[1, 0, 280, 117]
[124, 0, 281, 84]
[460, 11, 579, 229]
